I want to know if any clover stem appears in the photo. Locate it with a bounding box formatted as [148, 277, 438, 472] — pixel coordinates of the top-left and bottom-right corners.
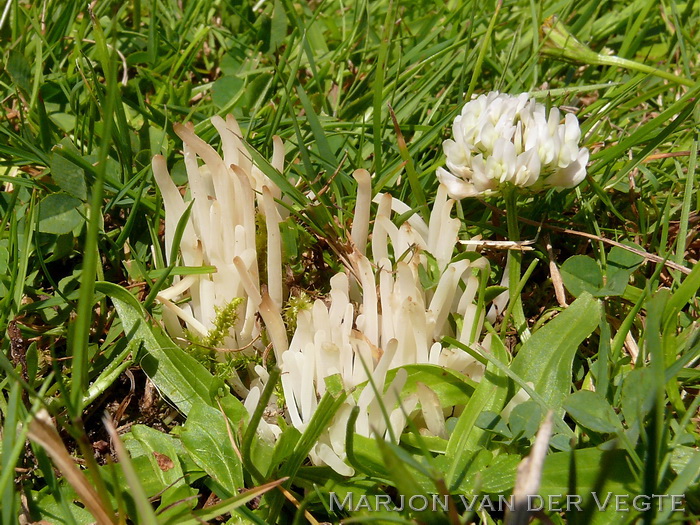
[504, 188, 529, 339]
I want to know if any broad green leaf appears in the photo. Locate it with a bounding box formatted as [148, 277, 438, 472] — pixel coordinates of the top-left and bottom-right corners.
[400, 433, 447, 454]
[37, 193, 83, 234]
[549, 433, 574, 451]
[664, 262, 700, 324]
[42, 232, 75, 263]
[50, 141, 87, 200]
[560, 255, 603, 297]
[350, 433, 392, 479]
[670, 446, 700, 477]
[449, 449, 493, 494]
[508, 400, 543, 440]
[131, 425, 197, 517]
[354, 364, 475, 407]
[265, 426, 301, 478]
[315, 477, 385, 517]
[511, 293, 600, 411]
[181, 400, 244, 496]
[219, 53, 242, 76]
[324, 372, 344, 397]
[621, 284, 643, 304]
[539, 448, 641, 525]
[562, 248, 644, 298]
[268, 0, 287, 53]
[599, 244, 644, 296]
[218, 394, 250, 430]
[475, 411, 512, 438]
[445, 335, 509, 486]
[191, 478, 287, 522]
[480, 454, 520, 493]
[659, 449, 700, 523]
[109, 422, 160, 525]
[266, 390, 348, 523]
[244, 72, 273, 109]
[6, 51, 32, 96]
[375, 440, 437, 520]
[276, 391, 347, 481]
[563, 390, 621, 434]
[484, 285, 508, 304]
[95, 282, 216, 415]
[211, 76, 244, 109]
[620, 368, 655, 431]
[49, 112, 77, 133]
[27, 488, 95, 524]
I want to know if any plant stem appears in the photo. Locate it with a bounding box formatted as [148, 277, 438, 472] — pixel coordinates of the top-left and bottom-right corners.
[597, 54, 695, 88]
[504, 188, 529, 340]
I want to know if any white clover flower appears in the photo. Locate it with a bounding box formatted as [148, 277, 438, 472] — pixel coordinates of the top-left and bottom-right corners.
[437, 91, 589, 198]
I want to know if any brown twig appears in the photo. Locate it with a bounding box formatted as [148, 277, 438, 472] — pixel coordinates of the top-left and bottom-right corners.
[485, 203, 692, 275]
[643, 151, 691, 162]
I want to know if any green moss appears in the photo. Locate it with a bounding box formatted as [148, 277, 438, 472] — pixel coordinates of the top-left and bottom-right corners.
[202, 297, 245, 348]
[283, 291, 312, 335]
[183, 298, 262, 378]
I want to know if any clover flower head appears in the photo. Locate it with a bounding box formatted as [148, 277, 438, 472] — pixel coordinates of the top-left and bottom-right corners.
[437, 91, 589, 198]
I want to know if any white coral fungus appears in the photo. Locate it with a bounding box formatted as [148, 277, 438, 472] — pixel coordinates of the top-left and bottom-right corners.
[437, 91, 589, 198]
[153, 117, 490, 476]
[258, 182, 491, 475]
[152, 116, 286, 401]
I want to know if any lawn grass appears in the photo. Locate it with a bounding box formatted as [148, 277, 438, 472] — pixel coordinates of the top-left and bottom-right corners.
[1, 0, 698, 523]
